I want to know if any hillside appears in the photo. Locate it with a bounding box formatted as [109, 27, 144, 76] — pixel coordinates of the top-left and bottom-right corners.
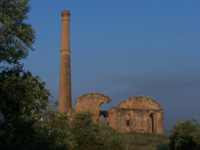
[121, 132, 169, 150]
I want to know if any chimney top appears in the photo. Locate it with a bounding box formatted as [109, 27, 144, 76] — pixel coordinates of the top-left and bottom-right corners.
[61, 10, 70, 16]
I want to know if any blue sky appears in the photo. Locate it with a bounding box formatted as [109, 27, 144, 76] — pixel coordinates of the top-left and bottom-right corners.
[24, 0, 200, 131]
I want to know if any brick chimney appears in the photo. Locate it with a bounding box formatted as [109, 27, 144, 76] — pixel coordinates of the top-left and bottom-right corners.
[59, 10, 71, 112]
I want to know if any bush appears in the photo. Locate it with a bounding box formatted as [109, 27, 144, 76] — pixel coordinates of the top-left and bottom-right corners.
[69, 112, 124, 150]
[169, 119, 200, 150]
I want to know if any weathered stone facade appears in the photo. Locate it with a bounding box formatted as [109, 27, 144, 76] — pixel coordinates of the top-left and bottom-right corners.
[75, 94, 164, 134]
[108, 96, 164, 134]
[59, 10, 164, 134]
[75, 93, 111, 122]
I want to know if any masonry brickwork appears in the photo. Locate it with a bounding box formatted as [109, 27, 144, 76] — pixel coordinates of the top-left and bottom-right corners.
[108, 96, 164, 134]
[75, 93, 111, 122]
[59, 10, 164, 134]
[59, 10, 72, 112]
[75, 94, 164, 134]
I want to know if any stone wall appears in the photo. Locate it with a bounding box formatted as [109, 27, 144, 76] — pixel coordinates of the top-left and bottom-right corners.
[108, 96, 164, 134]
[75, 94, 164, 134]
[75, 93, 111, 122]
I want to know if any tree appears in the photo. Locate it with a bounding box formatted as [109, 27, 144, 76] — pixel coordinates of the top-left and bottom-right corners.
[0, 65, 51, 150]
[33, 108, 71, 150]
[0, 1, 52, 149]
[0, 0, 35, 64]
[1, 1, 124, 150]
[69, 112, 124, 150]
[0, 65, 50, 121]
[169, 119, 200, 150]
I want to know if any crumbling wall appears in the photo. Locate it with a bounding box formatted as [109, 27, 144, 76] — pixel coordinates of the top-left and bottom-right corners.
[75, 93, 111, 122]
[118, 96, 162, 110]
[108, 96, 164, 134]
[75, 94, 164, 134]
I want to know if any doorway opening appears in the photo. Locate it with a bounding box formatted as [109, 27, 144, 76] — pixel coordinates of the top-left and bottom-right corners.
[149, 113, 154, 133]
[126, 113, 131, 127]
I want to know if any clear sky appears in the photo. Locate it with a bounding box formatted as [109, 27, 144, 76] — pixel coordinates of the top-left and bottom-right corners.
[24, 0, 200, 131]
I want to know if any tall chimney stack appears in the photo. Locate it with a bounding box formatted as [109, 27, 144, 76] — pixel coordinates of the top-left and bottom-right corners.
[59, 10, 71, 112]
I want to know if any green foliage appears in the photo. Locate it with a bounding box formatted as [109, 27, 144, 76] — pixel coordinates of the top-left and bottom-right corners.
[0, 0, 35, 64]
[34, 109, 71, 150]
[0, 65, 51, 150]
[0, 1, 50, 149]
[169, 119, 200, 150]
[122, 131, 169, 150]
[0, 0, 169, 150]
[46, 112, 168, 150]
[34, 111, 124, 150]
[0, 65, 50, 121]
[69, 112, 123, 150]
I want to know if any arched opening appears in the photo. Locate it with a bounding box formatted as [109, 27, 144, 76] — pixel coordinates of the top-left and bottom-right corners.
[125, 113, 131, 127]
[75, 93, 111, 122]
[99, 111, 109, 125]
[99, 111, 103, 122]
[99, 102, 109, 125]
[149, 113, 154, 133]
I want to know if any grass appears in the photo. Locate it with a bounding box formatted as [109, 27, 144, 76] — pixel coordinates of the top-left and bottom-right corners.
[121, 131, 169, 150]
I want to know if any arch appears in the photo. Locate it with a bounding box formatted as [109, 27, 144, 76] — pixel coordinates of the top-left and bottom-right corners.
[75, 93, 111, 122]
[125, 113, 131, 127]
[118, 96, 163, 110]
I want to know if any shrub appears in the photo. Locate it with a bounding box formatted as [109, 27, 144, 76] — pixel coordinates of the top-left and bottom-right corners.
[169, 119, 200, 150]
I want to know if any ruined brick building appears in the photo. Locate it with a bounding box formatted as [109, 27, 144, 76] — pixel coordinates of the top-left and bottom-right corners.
[59, 10, 164, 134]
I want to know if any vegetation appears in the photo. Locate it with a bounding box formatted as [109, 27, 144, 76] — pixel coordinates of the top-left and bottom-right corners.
[0, 0, 51, 149]
[122, 132, 169, 150]
[62, 112, 123, 150]
[0, 66, 51, 149]
[0, 0, 35, 64]
[0, 1, 124, 149]
[169, 119, 200, 150]
[1, 1, 199, 150]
